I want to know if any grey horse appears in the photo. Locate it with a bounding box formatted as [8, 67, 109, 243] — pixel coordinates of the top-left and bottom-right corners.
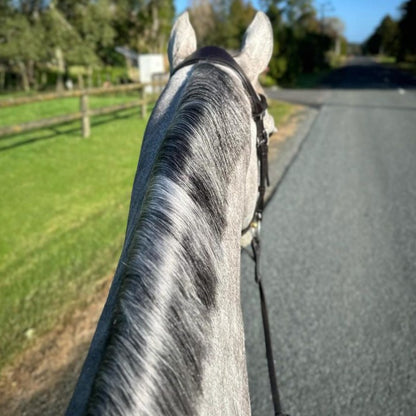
[66, 11, 274, 416]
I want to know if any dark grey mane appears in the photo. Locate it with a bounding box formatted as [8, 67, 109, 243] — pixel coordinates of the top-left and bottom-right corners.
[86, 64, 251, 416]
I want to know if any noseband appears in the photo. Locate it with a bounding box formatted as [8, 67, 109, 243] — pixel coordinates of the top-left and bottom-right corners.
[172, 46, 270, 237]
[172, 47, 288, 416]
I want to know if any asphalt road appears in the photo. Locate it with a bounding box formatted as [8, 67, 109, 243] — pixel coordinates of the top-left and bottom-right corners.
[241, 58, 416, 416]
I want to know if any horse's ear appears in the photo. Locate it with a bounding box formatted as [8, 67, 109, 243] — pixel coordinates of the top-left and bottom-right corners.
[168, 11, 197, 73]
[235, 12, 273, 83]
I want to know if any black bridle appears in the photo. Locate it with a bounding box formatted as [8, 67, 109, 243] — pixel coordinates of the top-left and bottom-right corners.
[172, 47, 288, 416]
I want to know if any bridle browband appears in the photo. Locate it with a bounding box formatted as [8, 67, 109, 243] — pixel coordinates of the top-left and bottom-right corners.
[171, 46, 288, 416]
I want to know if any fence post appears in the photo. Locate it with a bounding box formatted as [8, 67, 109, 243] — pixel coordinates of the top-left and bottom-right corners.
[81, 92, 90, 138]
[141, 86, 147, 119]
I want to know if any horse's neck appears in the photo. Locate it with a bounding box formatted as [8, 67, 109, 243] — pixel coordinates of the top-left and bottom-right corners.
[67, 65, 253, 416]
[197, 166, 251, 416]
[136, 165, 251, 415]
[91, 160, 250, 416]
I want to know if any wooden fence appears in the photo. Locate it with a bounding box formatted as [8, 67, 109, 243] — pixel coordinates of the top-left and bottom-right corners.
[0, 82, 164, 139]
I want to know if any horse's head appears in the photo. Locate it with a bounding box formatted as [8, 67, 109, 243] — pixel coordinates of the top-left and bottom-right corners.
[168, 11, 275, 236]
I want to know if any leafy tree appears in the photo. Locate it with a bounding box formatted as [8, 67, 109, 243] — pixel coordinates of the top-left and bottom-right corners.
[363, 15, 399, 56]
[0, 0, 11, 16]
[263, 0, 335, 84]
[0, 11, 45, 90]
[265, 1, 286, 80]
[109, 0, 143, 51]
[283, 0, 315, 31]
[398, 0, 416, 61]
[142, 0, 175, 52]
[226, 0, 256, 49]
[189, 0, 216, 46]
[0, 0, 344, 91]
[190, 0, 255, 49]
[110, 0, 175, 53]
[56, 0, 115, 63]
[41, 3, 95, 90]
[11, 0, 48, 15]
[380, 16, 399, 56]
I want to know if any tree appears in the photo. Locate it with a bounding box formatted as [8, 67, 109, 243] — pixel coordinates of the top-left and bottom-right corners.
[189, 0, 216, 46]
[284, 0, 315, 31]
[380, 16, 399, 56]
[263, 0, 335, 84]
[363, 15, 399, 57]
[111, 0, 175, 53]
[189, 0, 255, 49]
[0, 0, 11, 16]
[265, 1, 286, 80]
[226, 0, 256, 49]
[11, 0, 48, 15]
[322, 17, 345, 56]
[0, 12, 45, 90]
[57, 0, 115, 62]
[41, 3, 95, 90]
[398, 0, 416, 61]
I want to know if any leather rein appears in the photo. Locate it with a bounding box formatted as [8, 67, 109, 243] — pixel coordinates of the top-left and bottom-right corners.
[172, 46, 288, 416]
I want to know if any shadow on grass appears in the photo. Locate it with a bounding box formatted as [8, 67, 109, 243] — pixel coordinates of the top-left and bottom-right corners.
[0, 105, 153, 153]
[0, 339, 90, 416]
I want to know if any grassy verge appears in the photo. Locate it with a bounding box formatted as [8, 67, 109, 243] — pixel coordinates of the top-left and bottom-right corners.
[268, 98, 299, 126]
[396, 62, 416, 76]
[375, 55, 416, 77]
[0, 96, 294, 371]
[0, 101, 148, 370]
[389, 62, 416, 77]
[375, 55, 397, 64]
[0, 93, 143, 127]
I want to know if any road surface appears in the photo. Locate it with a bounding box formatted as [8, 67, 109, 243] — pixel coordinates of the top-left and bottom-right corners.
[241, 58, 416, 416]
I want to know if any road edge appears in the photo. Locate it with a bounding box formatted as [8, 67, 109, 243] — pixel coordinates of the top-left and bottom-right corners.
[265, 106, 319, 205]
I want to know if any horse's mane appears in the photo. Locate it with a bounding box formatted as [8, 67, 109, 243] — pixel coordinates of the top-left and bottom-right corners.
[86, 64, 251, 415]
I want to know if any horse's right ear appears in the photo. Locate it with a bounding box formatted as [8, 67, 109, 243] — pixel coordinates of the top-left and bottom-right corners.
[235, 12, 273, 83]
[168, 12, 197, 73]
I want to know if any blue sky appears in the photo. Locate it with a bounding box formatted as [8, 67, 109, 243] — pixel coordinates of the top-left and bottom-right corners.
[174, 0, 405, 43]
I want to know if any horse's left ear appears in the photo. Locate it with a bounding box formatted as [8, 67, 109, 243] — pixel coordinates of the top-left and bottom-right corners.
[168, 12, 197, 73]
[235, 12, 273, 83]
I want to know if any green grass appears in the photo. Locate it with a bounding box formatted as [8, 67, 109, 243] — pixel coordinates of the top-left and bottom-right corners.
[0, 95, 294, 371]
[375, 55, 397, 64]
[383, 60, 416, 77]
[268, 98, 299, 125]
[373, 55, 416, 76]
[0, 93, 142, 127]
[0, 99, 148, 370]
[396, 61, 416, 76]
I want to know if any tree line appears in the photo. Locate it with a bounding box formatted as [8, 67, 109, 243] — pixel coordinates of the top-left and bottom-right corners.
[0, 0, 345, 92]
[190, 0, 346, 85]
[0, 0, 175, 91]
[363, 0, 416, 62]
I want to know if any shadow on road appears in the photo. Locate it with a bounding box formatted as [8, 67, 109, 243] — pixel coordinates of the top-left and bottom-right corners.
[267, 58, 416, 110]
[321, 58, 416, 90]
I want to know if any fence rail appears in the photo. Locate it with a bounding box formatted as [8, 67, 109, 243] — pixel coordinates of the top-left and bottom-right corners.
[0, 82, 164, 139]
